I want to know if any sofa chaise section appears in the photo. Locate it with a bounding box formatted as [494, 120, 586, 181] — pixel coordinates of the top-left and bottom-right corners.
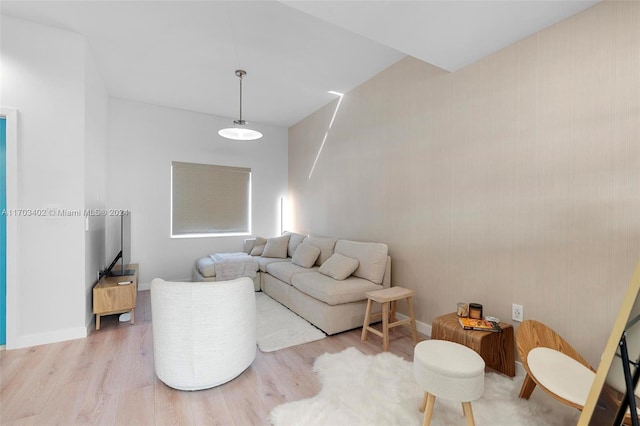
[192, 232, 304, 290]
[192, 254, 262, 290]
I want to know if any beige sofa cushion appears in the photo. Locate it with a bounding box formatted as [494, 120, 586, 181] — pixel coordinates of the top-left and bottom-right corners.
[291, 244, 321, 268]
[318, 253, 359, 280]
[303, 236, 338, 266]
[262, 235, 290, 258]
[254, 256, 289, 272]
[266, 261, 319, 285]
[250, 237, 267, 256]
[284, 231, 307, 257]
[291, 272, 382, 305]
[334, 240, 388, 284]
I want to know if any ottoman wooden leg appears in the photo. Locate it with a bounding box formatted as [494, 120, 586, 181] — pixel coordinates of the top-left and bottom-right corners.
[422, 392, 436, 426]
[419, 391, 428, 412]
[462, 401, 475, 426]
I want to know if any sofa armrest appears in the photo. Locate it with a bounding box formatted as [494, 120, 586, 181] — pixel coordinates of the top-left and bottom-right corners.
[243, 238, 257, 254]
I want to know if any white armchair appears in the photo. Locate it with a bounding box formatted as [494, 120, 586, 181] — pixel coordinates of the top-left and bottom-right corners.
[150, 277, 256, 391]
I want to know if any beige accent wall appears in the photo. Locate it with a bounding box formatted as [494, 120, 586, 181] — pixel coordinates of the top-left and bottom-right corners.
[288, 1, 640, 365]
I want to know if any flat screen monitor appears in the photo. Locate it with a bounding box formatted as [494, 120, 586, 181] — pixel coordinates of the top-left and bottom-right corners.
[105, 212, 134, 277]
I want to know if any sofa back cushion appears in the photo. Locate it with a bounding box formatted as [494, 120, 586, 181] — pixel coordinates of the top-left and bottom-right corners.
[334, 240, 388, 284]
[291, 243, 321, 268]
[283, 231, 307, 257]
[303, 236, 338, 266]
[262, 234, 290, 258]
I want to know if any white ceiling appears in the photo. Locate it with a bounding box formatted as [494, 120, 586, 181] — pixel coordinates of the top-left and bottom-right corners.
[1, 0, 600, 128]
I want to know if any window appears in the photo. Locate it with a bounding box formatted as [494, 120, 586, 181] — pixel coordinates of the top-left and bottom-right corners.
[171, 162, 251, 237]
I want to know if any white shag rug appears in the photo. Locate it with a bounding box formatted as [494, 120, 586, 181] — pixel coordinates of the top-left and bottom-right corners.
[256, 292, 326, 352]
[269, 347, 581, 426]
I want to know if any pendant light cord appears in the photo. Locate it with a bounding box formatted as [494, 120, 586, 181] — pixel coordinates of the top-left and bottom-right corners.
[234, 70, 247, 125]
[238, 71, 243, 122]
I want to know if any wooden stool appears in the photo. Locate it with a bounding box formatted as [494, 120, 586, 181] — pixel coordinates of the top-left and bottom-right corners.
[361, 286, 418, 351]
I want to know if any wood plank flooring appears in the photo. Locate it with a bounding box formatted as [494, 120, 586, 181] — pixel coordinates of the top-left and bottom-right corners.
[0, 291, 423, 426]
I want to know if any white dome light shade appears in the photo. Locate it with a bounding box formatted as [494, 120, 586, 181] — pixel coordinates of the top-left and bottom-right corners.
[219, 69, 263, 141]
[218, 125, 263, 141]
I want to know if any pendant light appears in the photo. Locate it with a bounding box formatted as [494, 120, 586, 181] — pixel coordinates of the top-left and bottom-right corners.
[218, 69, 263, 141]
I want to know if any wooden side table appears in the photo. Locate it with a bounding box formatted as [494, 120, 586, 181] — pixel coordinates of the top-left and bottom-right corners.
[93, 264, 139, 330]
[361, 286, 419, 351]
[431, 312, 515, 377]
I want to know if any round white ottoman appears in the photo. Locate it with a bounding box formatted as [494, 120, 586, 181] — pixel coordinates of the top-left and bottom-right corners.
[413, 340, 485, 426]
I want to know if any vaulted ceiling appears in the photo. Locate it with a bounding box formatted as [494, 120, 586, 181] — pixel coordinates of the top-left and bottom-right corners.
[1, 1, 600, 127]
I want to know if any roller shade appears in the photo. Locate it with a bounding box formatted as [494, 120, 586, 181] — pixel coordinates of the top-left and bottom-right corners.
[171, 162, 251, 236]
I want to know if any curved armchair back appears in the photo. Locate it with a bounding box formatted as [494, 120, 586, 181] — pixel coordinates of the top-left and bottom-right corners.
[517, 320, 592, 370]
[150, 277, 256, 391]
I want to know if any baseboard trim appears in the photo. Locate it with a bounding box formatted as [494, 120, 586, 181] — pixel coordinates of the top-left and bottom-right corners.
[395, 312, 432, 338]
[7, 326, 88, 350]
[86, 315, 96, 335]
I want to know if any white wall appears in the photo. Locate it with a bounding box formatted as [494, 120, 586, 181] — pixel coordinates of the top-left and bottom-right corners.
[289, 1, 640, 365]
[0, 14, 284, 346]
[1, 16, 89, 347]
[107, 98, 288, 286]
[83, 46, 108, 328]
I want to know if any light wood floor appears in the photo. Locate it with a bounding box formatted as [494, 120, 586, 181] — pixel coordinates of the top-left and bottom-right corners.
[0, 290, 425, 426]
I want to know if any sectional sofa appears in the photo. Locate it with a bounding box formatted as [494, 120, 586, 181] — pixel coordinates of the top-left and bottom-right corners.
[193, 232, 391, 335]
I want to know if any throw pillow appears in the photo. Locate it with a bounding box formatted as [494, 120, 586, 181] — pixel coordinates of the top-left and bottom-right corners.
[291, 244, 321, 268]
[262, 234, 291, 258]
[318, 253, 359, 280]
[250, 237, 267, 256]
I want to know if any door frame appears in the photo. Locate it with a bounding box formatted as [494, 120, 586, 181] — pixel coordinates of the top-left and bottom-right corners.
[1, 107, 18, 349]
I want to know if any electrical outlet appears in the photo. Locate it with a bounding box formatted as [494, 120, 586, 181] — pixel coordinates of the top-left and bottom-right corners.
[512, 304, 524, 322]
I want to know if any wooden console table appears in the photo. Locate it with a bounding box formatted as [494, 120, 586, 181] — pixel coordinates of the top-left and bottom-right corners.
[93, 264, 138, 330]
[431, 312, 515, 377]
